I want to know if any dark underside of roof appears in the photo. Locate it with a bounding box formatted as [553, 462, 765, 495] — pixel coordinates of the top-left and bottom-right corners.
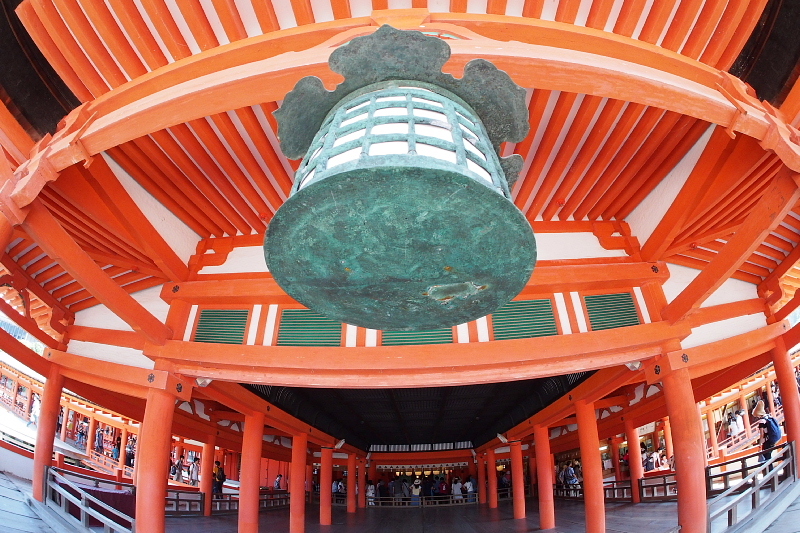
[245, 372, 593, 451]
[732, 0, 800, 105]
[0, 0, 79, 138]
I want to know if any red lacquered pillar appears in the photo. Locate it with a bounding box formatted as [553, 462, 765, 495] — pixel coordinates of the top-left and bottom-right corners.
[739, 396, 752, 437]
[239, 411, 264, 533]
[86, 415, 97, 455]
[510, 440, 525, 519]
[774, 336, 800, 444]
[320, 447, 333, 525]
[201, 434, 216, 516]
[663, 367, 707, 533]
[119, 425, 129, 469]
[533, 425, 555, 530]
[346, 453, 356, 513]
[59, 408, 70, 442]
[663, 417, 674, 460]
[611, 438, 621, 481]
[477, 452, 487, 504]
[32, 365, 63, 501]
[706, 410, 719, 460]
[575, 400, 604, 533]
[487, 447, 498, 508]
[527, 446, 537, 489]
[135, 389, 176, 533]
[357, 458, 366, 508]
[290, 432, 308, 533]
[624, 417, 644, 503]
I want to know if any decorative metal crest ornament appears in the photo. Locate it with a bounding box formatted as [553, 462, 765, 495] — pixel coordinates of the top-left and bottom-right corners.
[266, 26, 537, 331]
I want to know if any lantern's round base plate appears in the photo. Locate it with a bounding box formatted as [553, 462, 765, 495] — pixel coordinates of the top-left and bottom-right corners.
[265, 167, 536, 331]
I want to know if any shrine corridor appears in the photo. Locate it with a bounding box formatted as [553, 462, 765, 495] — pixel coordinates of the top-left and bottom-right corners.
[165, 500, 679, 533]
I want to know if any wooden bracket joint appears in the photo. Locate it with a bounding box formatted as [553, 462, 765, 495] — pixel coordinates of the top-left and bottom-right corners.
[187, 240, 236, 273]
[10, 149, 59, 209]
[643, 354, 671, 384]
[758, 114, 800, 176]
[592, 221, 640, 256]
[0, 180, 29, 225]
[715, 82, 748, 140]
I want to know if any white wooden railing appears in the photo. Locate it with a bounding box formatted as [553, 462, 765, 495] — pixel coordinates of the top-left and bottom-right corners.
[707, 442, 797, 532]
[45, 467, 135, 533]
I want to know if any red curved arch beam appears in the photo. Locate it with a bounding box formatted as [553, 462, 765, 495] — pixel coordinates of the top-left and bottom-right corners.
[33, 17, 800, 175]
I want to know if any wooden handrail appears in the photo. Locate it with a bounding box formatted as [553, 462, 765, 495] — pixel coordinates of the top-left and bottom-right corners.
[51, 466, 135, 490]
[707, 442, 796, 531]
[46, 467, 134, 533]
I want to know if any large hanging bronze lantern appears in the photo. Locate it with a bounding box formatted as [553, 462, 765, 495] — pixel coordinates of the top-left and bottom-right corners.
[266, 26, 536, 331]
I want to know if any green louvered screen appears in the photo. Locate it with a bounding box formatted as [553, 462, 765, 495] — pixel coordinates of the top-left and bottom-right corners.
[193, 309, 249, 344]
[584, 292, 641, 331]
[492, 299, 558, 340]
[277, 309, 342, 346]
[382, 328, 453, 346]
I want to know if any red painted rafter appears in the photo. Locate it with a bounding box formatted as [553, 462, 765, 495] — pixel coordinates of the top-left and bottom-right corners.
[21, 200, 171, 344]
[662, 170, 800, 322]
[607, 116, 705, 219]
[615, 120, 711, 219]
[78, 161, 188, 281]
[116, 142, 223, 236]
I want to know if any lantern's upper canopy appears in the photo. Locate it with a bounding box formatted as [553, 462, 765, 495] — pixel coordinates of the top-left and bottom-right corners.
[267, 27, 536, 331]
[275, 25, 530, 184]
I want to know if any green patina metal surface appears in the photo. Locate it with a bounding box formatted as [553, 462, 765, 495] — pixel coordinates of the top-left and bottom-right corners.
[265, 165, 536, 331]
[266, 26, 536, 331]
[274, 25, 527, 184]
[293, 82, 511, 196]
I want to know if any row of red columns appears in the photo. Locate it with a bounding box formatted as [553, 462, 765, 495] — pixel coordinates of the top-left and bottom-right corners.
[29, 337, 800, 533]
[25, 365, 703, 533]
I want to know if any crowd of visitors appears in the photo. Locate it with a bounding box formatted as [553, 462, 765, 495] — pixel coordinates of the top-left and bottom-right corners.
[556, 460, 581, 486]
[170, 453, 202, 486]
[340, 474, 481, 505]
[57, 407, 137, 469]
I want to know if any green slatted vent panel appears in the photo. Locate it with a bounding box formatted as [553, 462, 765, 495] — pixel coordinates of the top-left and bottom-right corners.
[492, 299, 558, 340]
[277, 309, 342, 347]
[584, 292, 641, 331]
[194, 309, 249, 344]
[382, 328, 453, 346]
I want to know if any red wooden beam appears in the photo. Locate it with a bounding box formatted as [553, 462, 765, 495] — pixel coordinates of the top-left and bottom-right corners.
[662, 170, 800, 323]
[79, 159, 189, 281]
[641, 127, 736, 261]
[0, 324, 50, 375]
[21, 200, 172, 345]
[167, 261, 669, 305]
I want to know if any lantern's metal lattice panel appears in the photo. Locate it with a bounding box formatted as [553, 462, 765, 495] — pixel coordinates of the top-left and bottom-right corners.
[294, 84, 507, 197]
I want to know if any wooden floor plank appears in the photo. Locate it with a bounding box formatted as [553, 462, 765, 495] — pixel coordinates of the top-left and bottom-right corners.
[0, 497, 42, 519]
[165, 499, 680, 533]
[0, 473, 55, 533]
